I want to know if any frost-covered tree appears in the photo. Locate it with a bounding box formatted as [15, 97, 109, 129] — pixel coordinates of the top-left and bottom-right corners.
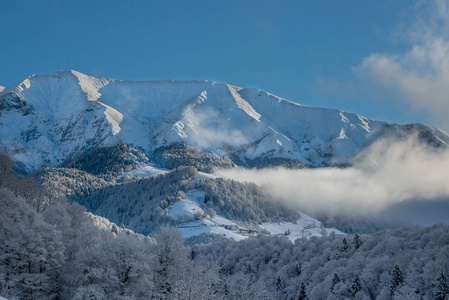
[340, 237, 349, 252]
[152, 226, 190, 298]
[353, 233, 362, 249]
[331, 274, 340, 294]
[298, 282, 307, 300]
[350, 274, 362, 299]
[389, 264, 404, 299]
[224, 272, 270, 300]
[434, 272, 449, 300]
[171, 260, 223, 300]
[276, 275, 284, 292]
[0, 189, 65, 300]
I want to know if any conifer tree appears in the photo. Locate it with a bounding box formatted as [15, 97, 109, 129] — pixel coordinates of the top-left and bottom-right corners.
[340, 238, 349, 252]
[295, 263, 302, 276]
[331, 274, 340, 293]
[353, 233, 362, 249]
[298, 282, 307, 300]
[389, 264, 404, 299]
[434, 272, 449, 300]
[351, 274, 362, 299]
[276, 275, 284, 292]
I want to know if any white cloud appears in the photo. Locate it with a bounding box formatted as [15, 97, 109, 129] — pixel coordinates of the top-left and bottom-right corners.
[216, 136, 449, 216]
[185, 107, 248, 149]
[354, 0, 449, 131]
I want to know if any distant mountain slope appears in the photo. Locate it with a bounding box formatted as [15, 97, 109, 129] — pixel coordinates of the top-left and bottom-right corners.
[56, 164, 340, 239]
[1, 70, 448, 172]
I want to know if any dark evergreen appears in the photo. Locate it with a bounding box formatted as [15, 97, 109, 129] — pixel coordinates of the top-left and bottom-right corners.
[340, 237, 349, 252]
[353, 233, 362, 249]
[153, 142, 235, 172]
[350, 274, 362, 299]
[295, 263, 302, 276]
[65, 143, 149, 179]
[298, 282, 307, 300]
[276, 275, 283, 292]
[331, 273, 340, 293]
[389, 264, 404, 299]
[435, 272, 449, 300]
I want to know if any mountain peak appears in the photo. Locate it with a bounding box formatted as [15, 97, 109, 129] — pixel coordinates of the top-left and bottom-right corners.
[1, 71, 448, 173]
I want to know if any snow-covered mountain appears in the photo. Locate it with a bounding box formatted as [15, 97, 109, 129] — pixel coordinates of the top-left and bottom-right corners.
[2, 70, 448, 173]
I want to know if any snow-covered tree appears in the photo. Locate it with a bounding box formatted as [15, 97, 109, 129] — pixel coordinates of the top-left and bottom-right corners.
[350, 274, 362, 299]
[389, 264, 404, 299]
[331, 273, 340, 294]
[353, 233, 362, 249]
[434, 272, 449, 300]
[298, 282, 307, 300]
[152, 226, 189, 298]
[340, 238, 349, 252]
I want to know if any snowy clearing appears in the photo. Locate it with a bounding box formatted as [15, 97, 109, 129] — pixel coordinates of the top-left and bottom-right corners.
[169, 189, 343, 242]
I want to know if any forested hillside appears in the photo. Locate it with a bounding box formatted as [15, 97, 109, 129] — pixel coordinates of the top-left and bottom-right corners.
[69, 166, 302, 235]
[0, 153, 222, 299]
[36, 145, 306, 237]
[1, 152, 449, 299]
[194, 225, 449, 299]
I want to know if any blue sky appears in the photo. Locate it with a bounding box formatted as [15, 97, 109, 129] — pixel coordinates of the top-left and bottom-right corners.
[1, 0, 448, 131]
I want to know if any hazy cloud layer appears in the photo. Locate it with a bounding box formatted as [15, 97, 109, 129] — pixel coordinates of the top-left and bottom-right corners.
[354, 0, 449, 130]
[186, 107, 248, 149]
[216, 137, 449, 216]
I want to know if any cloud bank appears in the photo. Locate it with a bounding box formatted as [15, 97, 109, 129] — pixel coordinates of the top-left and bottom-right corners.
[354, 0, 449, 130]
[216, 137, 449, 216]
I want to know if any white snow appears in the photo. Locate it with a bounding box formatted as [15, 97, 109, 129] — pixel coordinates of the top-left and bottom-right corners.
[168, 189, 342, 242]
[338, 128, 348, 140]
[97, 102, 123, 135]
[116, 163, 215, 182]
[260, 212, 343, 242]
[0, 86, 5, 93]
[71, 70, 110, 101]
[1, 70, 445, 172]
[116, 163, 169, 180]
[85, 212, 153, 242]
[358, 115, 371, 132]
[123, 169, 302, 242]
[227, 85, 261, 122]
[169, 190, 247, 241]
[169, 191, 206, 218]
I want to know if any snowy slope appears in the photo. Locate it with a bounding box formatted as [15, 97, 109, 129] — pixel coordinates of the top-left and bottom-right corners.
[0, 71, 119, 171]
[80, 164, 341, 241]
[1, 70, 448, 172]
[116, 163, 169, 181]
[169, 188, 342, 241]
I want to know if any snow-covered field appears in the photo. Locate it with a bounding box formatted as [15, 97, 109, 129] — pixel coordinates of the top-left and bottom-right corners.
[169, 190, 246, 241]
[116, 163, 169, 180]
[260, 217, 342, 242]
[169, 189, 342, 241]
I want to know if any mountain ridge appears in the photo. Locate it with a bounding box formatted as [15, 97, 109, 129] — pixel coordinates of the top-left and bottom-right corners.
[1, 70, 448, 173]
